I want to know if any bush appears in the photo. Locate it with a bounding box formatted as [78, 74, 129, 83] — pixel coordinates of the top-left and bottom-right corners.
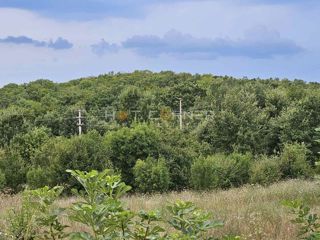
[104, 124, 161, 186]
[26, 167, 53, 189]
[0, 149, 27, 192]
[283, 200, 320, 240]
[191, 156, 217, 190]
[5, 186, 65, 240]
[280, 143, 313, 179]
[249, 155, 282, 185]
[191, 153, 252, 190]
[158, 126, 199, 190]
[10, 127, 51, 164]
[0, 169, 5, 190]
[32, 131, 111, 190]
[133, 157, 170, 193]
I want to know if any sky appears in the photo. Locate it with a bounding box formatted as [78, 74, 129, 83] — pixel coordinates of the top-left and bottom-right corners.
[0, 0, 319, 86]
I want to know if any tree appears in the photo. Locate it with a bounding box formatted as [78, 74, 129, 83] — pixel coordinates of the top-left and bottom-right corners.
[31, 131, 111, 190]
[0, 149, 27, 192]
[0, 107, 29, 147]
[158, 126, 200, 190]
[197, 88, 271, 154]
[10, 127, 51, 164]
[104, 124, 161, 186]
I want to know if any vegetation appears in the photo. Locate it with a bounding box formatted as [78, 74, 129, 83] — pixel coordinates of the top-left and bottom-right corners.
[191, 153, 251, 190]
[133, 156, 170, 193]
[1, 71, 320, 192]
[249, 155, 282, 185]
[1, 72, 320, 239]
[279, 143, 313, 179]
[0, 169, 239, 239]
[1, 177, 320, 239]
[283, 200, 320, 240]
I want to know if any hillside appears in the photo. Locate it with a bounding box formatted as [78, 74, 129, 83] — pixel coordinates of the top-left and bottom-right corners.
[0, 71, 320, 192]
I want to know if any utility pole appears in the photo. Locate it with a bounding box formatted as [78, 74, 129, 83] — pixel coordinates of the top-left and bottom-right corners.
[77, 109, 83, 135]
[179, 98, 183, 130]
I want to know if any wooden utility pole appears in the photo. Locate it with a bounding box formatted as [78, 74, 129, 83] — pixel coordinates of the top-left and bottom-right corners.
[77, 109, 83, 135]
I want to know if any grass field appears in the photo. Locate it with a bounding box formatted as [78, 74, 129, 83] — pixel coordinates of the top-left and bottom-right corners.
[1, 179, 320, 239]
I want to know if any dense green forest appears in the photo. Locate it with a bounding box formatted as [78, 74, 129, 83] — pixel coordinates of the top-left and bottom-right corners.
[1, 71, 320, 192]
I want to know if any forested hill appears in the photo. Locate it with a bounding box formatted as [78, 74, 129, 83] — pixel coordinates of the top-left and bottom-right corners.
[1, 71, 320, 192]
[1, 71, 320, 148]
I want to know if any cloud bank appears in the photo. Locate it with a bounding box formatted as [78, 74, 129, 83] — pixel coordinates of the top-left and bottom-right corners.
[0, 36, 73, 50]
[118, 29, 303, 59]
[0, 0, 315, 21]
[0, 0, 206, 20]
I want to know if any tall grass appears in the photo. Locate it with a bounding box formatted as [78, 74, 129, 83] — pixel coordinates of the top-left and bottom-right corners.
[1, 179, 320, 239]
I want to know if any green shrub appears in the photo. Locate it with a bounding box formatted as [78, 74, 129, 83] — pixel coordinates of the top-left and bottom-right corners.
[27, 167, 53, 189]
[283, 200, 320, 240]
[0, 169, 5, 190]
[32, 131, 111, 191]
[5, 186, 65, 240]
[0, 106, 28, 148]
[227, 152, 252, 186]
[158, 126, 198, 190]
[191, 153, 252, 190]
[67, 169, 134, 239]
[133, 156, 170, 193]
[191, 156, 217, 190]
[280, 143, 313, 179]
[166, 200, 223, 238]
[0, 149, 27, 192]
[249, 155, 281, 185]
[104, 124, 161, 187]
[10, 127, 51, 164]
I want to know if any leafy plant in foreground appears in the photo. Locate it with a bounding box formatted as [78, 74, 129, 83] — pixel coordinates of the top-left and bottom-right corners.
[5, 186, 66, 239]
[283, 200, 320, 240]
[67, 169, 238, 240]
[166, 200, 223, 239]
[132, 210, 164, 240]
[67, 169, 134, 239]
[4, 169, 240, 239]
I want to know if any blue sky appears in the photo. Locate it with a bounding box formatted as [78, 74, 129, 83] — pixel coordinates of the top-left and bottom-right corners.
[0, 0, 319, 86]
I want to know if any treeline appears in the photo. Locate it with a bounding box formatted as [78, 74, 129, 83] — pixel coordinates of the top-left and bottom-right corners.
[0, 71, 320, 192]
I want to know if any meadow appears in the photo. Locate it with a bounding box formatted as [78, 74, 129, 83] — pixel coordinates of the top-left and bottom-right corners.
[1, 179, 319, 240]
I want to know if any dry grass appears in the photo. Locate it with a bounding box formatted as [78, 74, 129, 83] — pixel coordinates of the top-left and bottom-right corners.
[1, 179, 320, 239]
